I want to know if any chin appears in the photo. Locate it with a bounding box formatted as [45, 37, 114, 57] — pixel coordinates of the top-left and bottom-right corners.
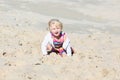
[55, 34, 59, 37]
[54, 34, 59, 37]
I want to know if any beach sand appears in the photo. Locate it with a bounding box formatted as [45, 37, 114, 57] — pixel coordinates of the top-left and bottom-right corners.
[0, 0, 120, 80]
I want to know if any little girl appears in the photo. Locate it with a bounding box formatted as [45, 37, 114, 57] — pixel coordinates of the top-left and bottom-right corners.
[41, 19, 74, 57]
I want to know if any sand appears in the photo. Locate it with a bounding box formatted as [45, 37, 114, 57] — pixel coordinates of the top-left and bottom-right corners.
[0, 0, 120, 80]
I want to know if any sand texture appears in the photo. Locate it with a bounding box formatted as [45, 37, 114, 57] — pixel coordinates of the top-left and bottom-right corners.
[0, 0, 120, 80]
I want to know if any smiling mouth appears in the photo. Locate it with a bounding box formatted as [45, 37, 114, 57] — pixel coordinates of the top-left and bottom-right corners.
[55, 32, 58, 34]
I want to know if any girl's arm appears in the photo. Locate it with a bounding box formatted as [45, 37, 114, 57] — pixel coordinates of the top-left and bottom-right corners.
[63, 33, 72, 56]
[41, 33, 51, 55]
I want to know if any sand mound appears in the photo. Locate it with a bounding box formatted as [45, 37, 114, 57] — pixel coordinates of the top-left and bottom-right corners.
[0, 26, 120, 80]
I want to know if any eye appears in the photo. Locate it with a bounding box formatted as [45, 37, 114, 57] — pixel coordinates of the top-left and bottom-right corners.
[57, 27, 60, 29]
[52, 28, 56, 30]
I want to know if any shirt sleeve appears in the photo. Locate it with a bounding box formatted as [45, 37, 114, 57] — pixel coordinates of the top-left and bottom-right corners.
[63, 33, 72, 56]
[41, 33, 51, 55]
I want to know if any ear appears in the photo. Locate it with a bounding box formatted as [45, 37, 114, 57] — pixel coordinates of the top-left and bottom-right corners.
[46, 27, 49, 31]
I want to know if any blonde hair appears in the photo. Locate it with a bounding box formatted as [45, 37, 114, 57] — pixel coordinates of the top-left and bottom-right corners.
[48, 19, 63, 29]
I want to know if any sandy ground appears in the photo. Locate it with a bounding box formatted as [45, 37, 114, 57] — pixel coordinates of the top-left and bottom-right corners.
[0, 0, 120, 80]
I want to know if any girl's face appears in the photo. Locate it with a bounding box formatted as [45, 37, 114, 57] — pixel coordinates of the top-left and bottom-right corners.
[49, 23, 62, 37]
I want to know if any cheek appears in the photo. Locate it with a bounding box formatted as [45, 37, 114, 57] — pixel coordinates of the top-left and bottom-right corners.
[58, 29, 62, 32]
[50, 29, 56, 33]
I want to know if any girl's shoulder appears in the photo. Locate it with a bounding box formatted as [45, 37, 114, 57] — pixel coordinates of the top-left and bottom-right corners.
[61, 31, 68, 37]
[46, 32, 51, 36]
[44, 32, 52, 39]
[61, 31, 67, 35]
[61, 32, 69, 40]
